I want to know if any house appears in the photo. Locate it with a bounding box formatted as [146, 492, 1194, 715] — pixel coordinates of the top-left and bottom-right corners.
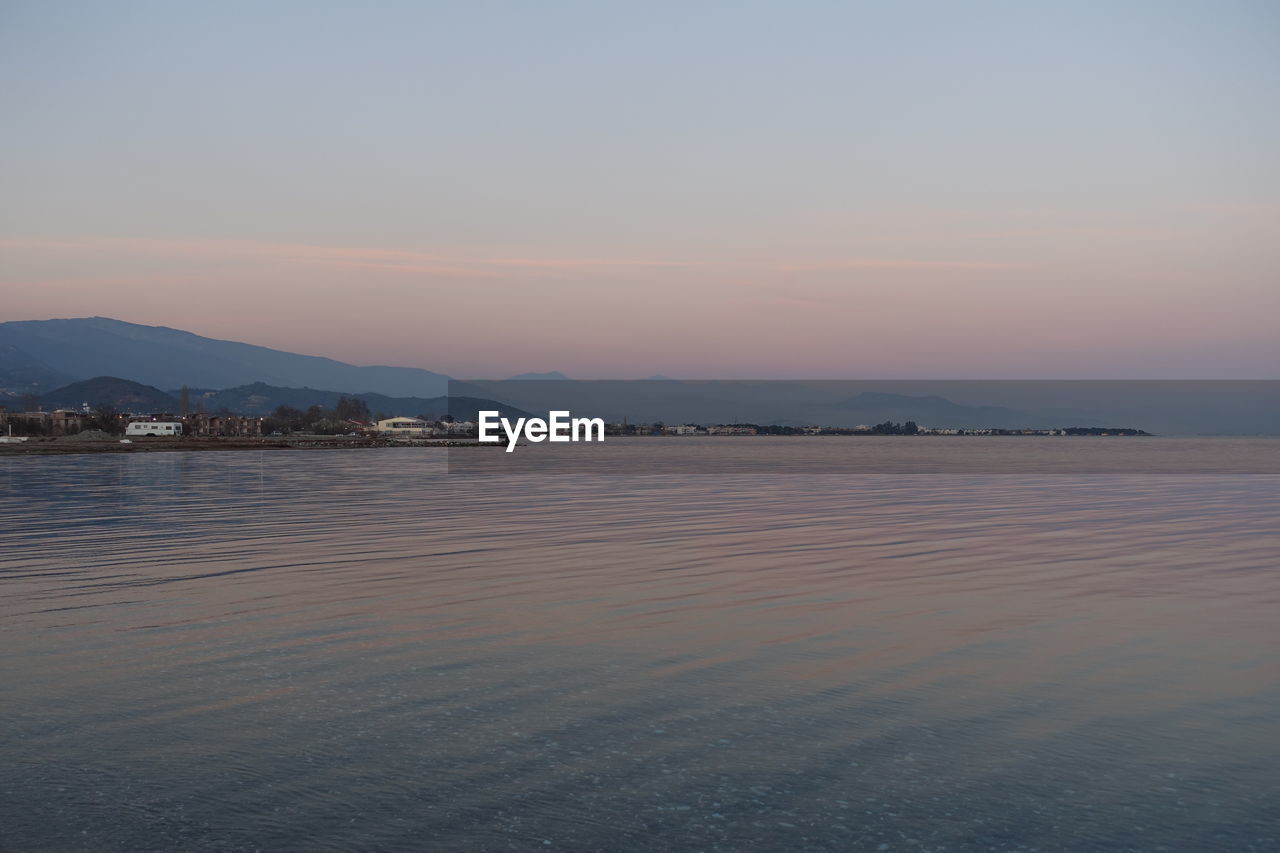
[184, 413, 262, 437]
[375, 417, 434, 436]
[0, 411, 51, 436]
[48, 410, 91, 435]
[442, 420, 476, 436]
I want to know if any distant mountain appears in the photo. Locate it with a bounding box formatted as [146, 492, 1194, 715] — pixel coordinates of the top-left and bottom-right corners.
[187, 382, 529, 421]
[40, 376, 178, 413]
[0, 317, 450, 397]
[505, 371, 572, 381]
[826, 392, 1033, 429]
[456, 381, 1158, 431]
[0, 343, 76, 394]
[444, 396, 532, 422]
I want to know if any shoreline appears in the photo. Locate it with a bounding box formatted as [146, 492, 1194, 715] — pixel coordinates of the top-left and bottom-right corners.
[3, 433, 1254, 459]
[0, 436, 491, 456]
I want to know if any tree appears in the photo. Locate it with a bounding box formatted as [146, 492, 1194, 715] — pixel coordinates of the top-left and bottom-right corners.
[265, 405, 304, 433]
[92, 404, 122, 435]
[309, 418, 350, 435]
[871, 420, 913, 435]
[335, 396, 371, 422]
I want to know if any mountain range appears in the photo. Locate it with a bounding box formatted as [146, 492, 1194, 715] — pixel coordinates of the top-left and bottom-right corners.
[39, 376, 180, 413]
[0, 317, 533, 419]
[17, 376, 527, 422]
[0, 317, 451, 397]
[459, 379, 1280, 435]
[451, 381, 1044, 429]
[505, 371, 573, 381]
[185, 382, 527, 421]
[3, 318, 1276, 433]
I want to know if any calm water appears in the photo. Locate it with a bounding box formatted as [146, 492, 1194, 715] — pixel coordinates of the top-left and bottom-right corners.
[2, 442, 1278, 852]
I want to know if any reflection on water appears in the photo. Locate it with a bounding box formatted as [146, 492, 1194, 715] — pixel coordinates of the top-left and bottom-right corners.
[450, 435, 1280, 474]
[2, 448, 1278, 852]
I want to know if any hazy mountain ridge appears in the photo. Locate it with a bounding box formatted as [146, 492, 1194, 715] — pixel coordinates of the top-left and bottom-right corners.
[13, 376, 527, 422]
[505, 371, 572, 381]
[0, 343, 77, 394]
[38, 376, 179, 412]
[0, 317, 451, 397]
[3, 319, 1276, 433]
[453, 381, 1052, 428]
[457, 380, 1280, 434]
[187, 382, 529, 421]
[823, 392, 1036, 429]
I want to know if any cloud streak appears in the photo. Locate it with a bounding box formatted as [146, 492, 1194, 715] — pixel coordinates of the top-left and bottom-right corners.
[0, 236, 1018, 278]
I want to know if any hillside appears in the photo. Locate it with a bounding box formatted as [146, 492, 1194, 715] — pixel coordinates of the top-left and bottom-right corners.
[40, 376, 179, 413]
[187, 382, 529, 420]
[506, 371, 573, 381]
[0, 317, 450, 397]
[0, 344, 76, 395]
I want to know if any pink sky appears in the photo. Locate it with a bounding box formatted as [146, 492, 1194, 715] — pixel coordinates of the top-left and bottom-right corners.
[2, 204, 1277, 379]
[3, 3, 1277, 378]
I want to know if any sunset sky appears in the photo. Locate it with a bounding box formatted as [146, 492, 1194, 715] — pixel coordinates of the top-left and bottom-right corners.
[2, 1, 1277, 378]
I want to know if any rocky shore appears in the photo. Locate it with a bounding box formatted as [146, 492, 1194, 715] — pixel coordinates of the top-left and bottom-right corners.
[0, 432, 488, 456]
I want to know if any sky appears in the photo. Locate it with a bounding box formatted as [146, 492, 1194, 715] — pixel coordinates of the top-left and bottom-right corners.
[1, 0, 1277, 379]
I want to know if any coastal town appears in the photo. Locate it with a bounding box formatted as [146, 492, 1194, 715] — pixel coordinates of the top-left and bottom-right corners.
[1, 398, 1151, 450]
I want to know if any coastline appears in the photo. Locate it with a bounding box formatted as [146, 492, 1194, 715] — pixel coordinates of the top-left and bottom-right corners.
[0, 436, 489, 456]
[0, 432, 1164, 457]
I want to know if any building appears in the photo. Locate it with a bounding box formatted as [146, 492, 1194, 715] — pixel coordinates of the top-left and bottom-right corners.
[184, 413, 262, 437]
[441, 420, 475, 436]
[47, 410, 92, 435]
[375, 417, 435, 437]
[0, 411, 52, 436]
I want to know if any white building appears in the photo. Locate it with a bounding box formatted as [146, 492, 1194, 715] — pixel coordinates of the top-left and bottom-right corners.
[375, 417, 434, 436]
[442, 420, 476, 436]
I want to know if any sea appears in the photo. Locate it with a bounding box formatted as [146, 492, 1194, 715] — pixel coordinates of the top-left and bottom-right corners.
[2, 439, 1278, 852]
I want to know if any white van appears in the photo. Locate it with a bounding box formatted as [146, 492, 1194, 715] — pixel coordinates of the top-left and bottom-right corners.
[125, 421, 184, 437]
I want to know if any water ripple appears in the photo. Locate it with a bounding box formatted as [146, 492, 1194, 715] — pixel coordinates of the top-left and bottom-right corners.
[1, 449, 1277, 852]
